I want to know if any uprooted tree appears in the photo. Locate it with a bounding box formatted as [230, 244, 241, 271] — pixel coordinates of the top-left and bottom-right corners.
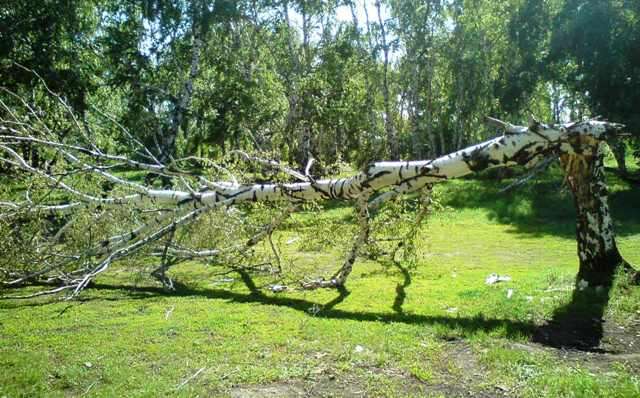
[0, 89, 636, 299]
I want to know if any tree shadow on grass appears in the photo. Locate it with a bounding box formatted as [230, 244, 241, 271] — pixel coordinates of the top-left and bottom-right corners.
[441, 170, 640, 238]
[235, 269, 629, 352]
[532, 267, 640, 353]
[64, 279, 533, 340]
[4, 275, 624, 351]
[392, 261, 411, 314]
[532, 283, 613, 352]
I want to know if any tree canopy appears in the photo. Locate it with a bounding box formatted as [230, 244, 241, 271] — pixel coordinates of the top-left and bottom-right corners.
[2, 0, 637, 170]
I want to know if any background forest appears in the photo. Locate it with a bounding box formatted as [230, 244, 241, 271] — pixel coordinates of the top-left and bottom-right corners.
[1, 0, 639, 172]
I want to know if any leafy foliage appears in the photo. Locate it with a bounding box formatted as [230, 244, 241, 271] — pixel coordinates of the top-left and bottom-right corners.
[9, 0, 632, 167]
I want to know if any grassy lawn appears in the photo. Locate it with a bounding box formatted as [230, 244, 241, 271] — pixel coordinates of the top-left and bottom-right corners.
[1, 161, 639, 397]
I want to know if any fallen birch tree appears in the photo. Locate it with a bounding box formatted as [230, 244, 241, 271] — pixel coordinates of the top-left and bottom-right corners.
[0, 89, 636, 298]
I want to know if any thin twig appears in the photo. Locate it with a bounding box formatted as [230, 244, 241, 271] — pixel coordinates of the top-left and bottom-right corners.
[176, 367, 206, 390]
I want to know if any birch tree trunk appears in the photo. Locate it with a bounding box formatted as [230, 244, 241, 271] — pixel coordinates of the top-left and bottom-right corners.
[609, 138, 628, 175]
[561, 142, 625, 285]
[296, 3, 314, 168]
[362, 1, 379, 154]
[282, 4, 298, 160]
[157, 1, 203, 185]
[375, 0, 399, 159]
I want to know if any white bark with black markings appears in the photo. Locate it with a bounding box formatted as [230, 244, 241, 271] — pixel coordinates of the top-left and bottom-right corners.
[0, 110, 630, 296]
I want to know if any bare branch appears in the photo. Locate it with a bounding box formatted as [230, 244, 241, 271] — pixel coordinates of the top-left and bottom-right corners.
[485, 116, 525, 134]
[231, 150, 307, 182]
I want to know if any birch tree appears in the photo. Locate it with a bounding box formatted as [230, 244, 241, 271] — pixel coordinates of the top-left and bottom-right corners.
[0, 85, 635, 298]
[549, 0, 640, 174]
[374, 0, 399, 159]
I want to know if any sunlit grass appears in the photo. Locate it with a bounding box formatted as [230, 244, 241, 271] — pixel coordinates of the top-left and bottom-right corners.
[1, 167, 639, 397]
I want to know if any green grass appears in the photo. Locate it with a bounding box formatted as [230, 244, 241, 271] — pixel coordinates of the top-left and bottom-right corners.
[1, 165, 639, 397]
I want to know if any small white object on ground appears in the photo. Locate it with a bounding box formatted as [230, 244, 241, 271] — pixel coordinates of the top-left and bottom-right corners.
[176, 367, 206, 390]
[354, 345, 365, 353]
[485, 273, 512, 285]
[212, 277, 234, 285]
[506, 289, 514, 299]
[307, 304, 321, 315]
[165, 305, 175, 320]
[578, 279, 589, 291]
[270, 284, 287, 293]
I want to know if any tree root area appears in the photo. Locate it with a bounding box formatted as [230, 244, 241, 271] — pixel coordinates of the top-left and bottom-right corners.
[532, 313, 640, 354]
[533, 263, 640, 354]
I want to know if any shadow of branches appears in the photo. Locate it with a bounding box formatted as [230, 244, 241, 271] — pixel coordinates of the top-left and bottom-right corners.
[441, 170, 640, 238]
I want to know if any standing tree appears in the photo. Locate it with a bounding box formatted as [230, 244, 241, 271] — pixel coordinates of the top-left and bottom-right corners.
[550, 0, 640, 174]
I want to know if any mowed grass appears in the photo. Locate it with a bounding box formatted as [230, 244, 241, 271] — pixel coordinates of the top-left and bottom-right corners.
[1, 160, 640, 397]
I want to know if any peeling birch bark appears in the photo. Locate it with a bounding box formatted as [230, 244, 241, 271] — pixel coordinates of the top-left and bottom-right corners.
[561, 142, 624, 285]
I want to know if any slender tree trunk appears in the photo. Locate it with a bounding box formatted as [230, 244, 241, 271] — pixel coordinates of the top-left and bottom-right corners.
[282, 1, 301, 165]
[551, 83, 562, 123]
[335, 122, 343, 162]
[560, 142, 625, 285]
[362, 1, 379, 156]
[297, 4, 313, 168]
[375, 0, 399, 159]
[609, 138, 627, 175]
[158, 3, 202, 160]
[153, 3, 203, 187]
[348, 0, 359, 34]
[425, 67, 436, 157]
[455, 72, 465, 151]
[408, 85, 421, 158]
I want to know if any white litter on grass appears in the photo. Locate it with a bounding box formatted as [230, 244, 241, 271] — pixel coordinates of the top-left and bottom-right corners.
[211, 277, 235, 285]
[525, 296, 534, 302]
[578, 279, 589, 291]
[307, 304, 321, 315]
[446, 307, 458, 313]
[270, 284, 287, 293]
[286, 237, 300, 245]
[354, 345, 365, 353]
[506, 289, 514, 299]
[485, 273, 512, 285]
[165, 305, 175, 320]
